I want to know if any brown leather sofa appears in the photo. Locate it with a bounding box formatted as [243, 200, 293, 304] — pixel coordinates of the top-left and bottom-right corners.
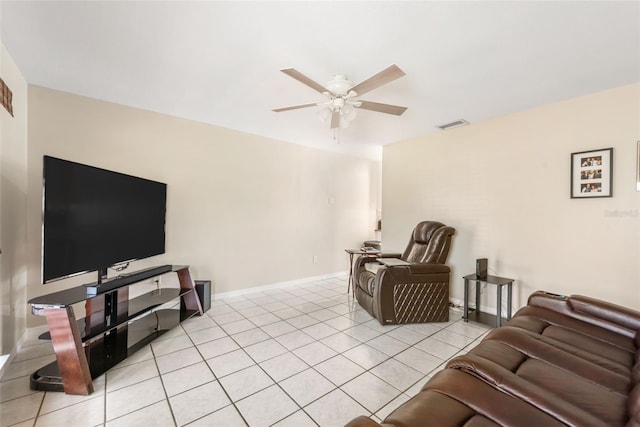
[346, 291, 640, 427]
[353, 221, 455, 325]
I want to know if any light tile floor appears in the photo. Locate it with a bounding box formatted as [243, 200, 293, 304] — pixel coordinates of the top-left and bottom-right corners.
[0, 275, 490, 427]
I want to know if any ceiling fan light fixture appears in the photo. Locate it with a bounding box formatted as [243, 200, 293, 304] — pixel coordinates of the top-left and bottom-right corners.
[317, 107, 332, 123]
[326, 74, 353, 95]
[341, 103, 357, 122]
[333, 97, 345, 110]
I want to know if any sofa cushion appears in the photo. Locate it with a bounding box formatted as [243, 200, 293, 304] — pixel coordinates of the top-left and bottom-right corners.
[484, 326, 631, 393]
[513, 305, 636, 352]
[447, 351, 622, 426]
[494, 324, 631, 377]
[365, 369, 568, 427]
[507, 310, 635, 368]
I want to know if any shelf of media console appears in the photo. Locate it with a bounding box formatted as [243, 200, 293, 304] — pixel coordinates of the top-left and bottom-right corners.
[27, 265, 203, 394]
[32, 307, 199, 389]
[29, 264, 179, 311]
[36, 287, 195, 343]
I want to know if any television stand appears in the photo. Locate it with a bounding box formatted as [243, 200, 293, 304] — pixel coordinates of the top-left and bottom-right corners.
[84, 264, 173, 296]
[27, 265, 203, 395]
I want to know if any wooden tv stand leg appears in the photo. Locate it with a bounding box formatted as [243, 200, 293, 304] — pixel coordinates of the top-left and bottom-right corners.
[177, 267, 203, 315]
[44, 306, 94, 395]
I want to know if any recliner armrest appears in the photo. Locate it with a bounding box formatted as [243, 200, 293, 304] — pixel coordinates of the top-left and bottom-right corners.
[406, 263, 450, 274]
[378, 252, 402, 258]
[354, 253, 405, 273]
[354, 255, 383, 272]
[377, 263, 449, 275]
[377, 263, 450, 282]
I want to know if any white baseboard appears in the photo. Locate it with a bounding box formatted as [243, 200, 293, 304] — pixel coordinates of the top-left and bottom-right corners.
[0, 355, 9, 376]
[450, 296, 519, 317]
[450, 296, 500, 315]
[0, 327, 34, 380]
[213, 271, 347, 300]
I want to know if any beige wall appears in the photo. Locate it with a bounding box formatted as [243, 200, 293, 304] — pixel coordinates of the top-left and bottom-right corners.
[26, 86, 379, 325]
[383, 83, 640, 312]
[0, 43, 28, 355]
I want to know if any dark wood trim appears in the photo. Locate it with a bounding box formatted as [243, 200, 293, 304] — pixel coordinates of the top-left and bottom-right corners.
[177, 267, 203, 315]
[44, 306, 94, 395]
[32, 266, 203, 395]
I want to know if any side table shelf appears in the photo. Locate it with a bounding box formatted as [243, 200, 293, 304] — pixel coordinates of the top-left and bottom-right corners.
[28, 265, 203, 395]
[462, 273, 515, 328]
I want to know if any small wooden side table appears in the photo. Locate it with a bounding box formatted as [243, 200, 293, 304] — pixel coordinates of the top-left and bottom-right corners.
[463, 273, 515, 328]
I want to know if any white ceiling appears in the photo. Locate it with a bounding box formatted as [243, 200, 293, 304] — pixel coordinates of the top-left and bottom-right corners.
[2, 1, 639, 159]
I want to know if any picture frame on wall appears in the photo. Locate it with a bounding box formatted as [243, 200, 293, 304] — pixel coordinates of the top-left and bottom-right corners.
[570, 147, 613, 198]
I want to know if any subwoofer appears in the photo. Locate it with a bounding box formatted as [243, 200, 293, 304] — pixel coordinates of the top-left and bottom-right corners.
[476, 258, 488, 279]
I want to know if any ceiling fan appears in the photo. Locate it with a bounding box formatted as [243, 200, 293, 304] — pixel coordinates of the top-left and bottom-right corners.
[273, 64, 408, 129]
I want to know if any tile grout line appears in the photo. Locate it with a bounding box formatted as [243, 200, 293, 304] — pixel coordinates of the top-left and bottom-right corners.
[210, 284, 365, 424]
[8, 276, 492, 426]
[181, 322, 252, 427]
[211, 292, 413, 418]
[149, 341, 179, 427]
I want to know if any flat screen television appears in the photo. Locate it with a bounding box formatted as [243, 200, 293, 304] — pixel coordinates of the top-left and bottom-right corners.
[42, 156, 167, 283]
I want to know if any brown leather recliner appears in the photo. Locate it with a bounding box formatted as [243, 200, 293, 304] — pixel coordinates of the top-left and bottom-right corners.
[353, 221, 455, 325]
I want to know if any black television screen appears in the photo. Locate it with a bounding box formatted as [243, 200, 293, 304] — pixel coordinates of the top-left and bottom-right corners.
[42, 156, 167, 283]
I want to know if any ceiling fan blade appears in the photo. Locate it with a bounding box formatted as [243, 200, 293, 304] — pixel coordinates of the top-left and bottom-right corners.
[330, 110, 340, 128]
[350, 64, 406, 96]
[358, 100, 408, 116]
[272, 103, 318, 112]
[281, 68, 329, 94]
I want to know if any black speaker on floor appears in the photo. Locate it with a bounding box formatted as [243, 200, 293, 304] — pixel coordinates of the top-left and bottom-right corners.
[195, 280, 211, 313]
[476, 258, 488, 279]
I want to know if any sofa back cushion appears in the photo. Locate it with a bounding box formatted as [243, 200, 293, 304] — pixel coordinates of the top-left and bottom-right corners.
[401, 221, 455, 264]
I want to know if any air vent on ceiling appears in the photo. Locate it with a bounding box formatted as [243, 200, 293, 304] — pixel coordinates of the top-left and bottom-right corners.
[437, 119, 469, 130]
